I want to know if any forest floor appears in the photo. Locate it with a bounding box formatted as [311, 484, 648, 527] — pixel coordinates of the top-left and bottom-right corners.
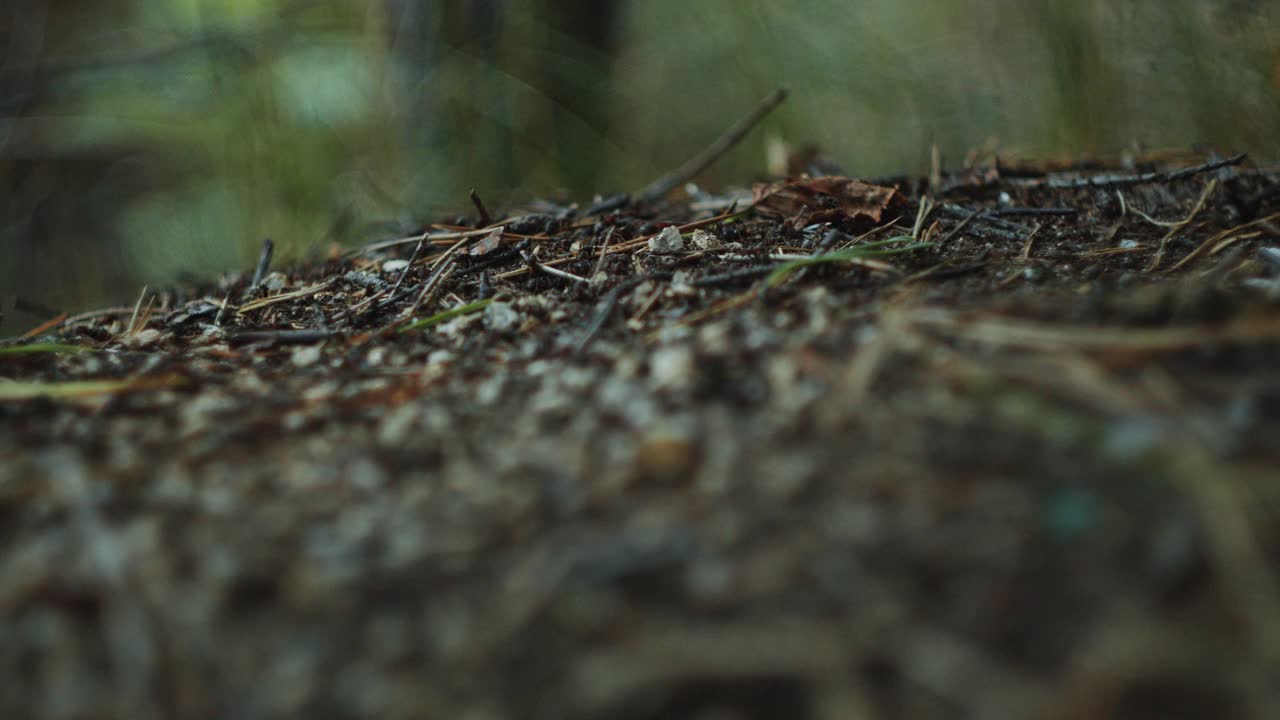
[3, 150, 1280, 719]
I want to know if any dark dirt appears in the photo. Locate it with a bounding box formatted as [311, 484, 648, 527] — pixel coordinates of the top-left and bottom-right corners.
[3, 151, 1280, 719]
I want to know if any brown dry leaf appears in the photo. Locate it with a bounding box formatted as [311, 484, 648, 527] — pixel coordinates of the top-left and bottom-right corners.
[751, 176, 903, 226]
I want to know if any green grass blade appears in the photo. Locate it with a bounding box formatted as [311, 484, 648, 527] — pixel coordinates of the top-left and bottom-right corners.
[0, 376, 181, 401]
[0, 343, 96, 356]
[399, 298, 494, 333]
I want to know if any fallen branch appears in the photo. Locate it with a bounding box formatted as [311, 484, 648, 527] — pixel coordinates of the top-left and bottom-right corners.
[635, 87, 789, 204]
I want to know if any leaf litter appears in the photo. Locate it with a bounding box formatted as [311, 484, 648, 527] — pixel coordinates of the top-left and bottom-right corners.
[2, 146, 1280, 718]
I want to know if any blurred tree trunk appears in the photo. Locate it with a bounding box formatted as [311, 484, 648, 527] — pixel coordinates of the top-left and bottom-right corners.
[1, 0, 142, 329]
[379, 0, 620, 203]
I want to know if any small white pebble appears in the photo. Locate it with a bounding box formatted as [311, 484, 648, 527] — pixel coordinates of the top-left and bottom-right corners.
[648, 226, 685, 254]
[484, 301, 521, 333]
[650, 344, 695, 391]
[291, 345, 323, 367]
[691, 229, 720, 250]
[426, 349, 455, 364]
[262, 273, 288, 291]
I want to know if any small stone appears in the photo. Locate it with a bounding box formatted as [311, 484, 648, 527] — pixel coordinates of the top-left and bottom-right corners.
[291, 345, 323, 367]
[690, 229, 720, 250]
[484, 301, 521, 333]
[262, 272, 288, 291]
[648, 226, 684, 254]
[343, 270, 381, 287]
[650, 344, 695, 391]
[122, 328, 162, 348]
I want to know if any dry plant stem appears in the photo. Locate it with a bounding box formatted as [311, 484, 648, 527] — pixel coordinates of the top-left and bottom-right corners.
[630, 285, 665, 323]
[126, 285, 149, 336]
[20, 312, 68, 339]
[354, 224, 509, 255]
[636, 87, 789, 204]
[402, 255, 459, 324]
[386, 237, 427, 297]
[1019, 225, 1042, 261]
[332, 288, 390, 327]
[1148, 178, 1216, 271]
[62, 306, 140, 327]
[213, 291, 231, 327]
[1078, 246, 1148, 259]
[592, 226, 616, 277]
[938, 207, 981, 246]
[1171, 211, 1280, 271]
[1210, 230, 1264, 257]
[524, 252, 589, 285]
[407, 237, 471, 310]
[912, 198, 934, 242]
[493, 255, 578, 281]
[344, 237, 475, 326]
[236, 279, 335, 315]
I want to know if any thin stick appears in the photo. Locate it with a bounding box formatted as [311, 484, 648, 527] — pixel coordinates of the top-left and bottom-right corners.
[636, 87, 789, 204]
[386, 236, 426, 298]
[1153, 179, 1217, 271]
[493, 255, 577, 281]
[62, 307, 146, 326]
[236, 279, 334, 315]
[352, 225, 502, 255]
[402, 246, 463, 322]
[938, 208, 980, 246]
[249, 238, 274, 288]
[592, 226, 616, 278]
[1031, 153, 1245, 190]
[20, 312, 68, 339]
[574, 273, 673, 355]
[469, 189, 493, 226]
[523, 251, 589, 285]
[1169, 211, 1280, 271]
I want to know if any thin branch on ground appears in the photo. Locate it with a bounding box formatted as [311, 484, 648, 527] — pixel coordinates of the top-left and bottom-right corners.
[635, 87, 789, 204]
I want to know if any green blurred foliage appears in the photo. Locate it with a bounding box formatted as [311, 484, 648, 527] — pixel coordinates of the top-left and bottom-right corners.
[1, 0, 1278, 324]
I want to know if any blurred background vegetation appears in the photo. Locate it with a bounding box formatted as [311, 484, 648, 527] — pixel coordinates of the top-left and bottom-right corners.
[2, 0, 1278, 331]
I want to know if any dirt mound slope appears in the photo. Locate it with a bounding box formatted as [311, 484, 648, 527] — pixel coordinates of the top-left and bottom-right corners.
[3, 152, 1280, 719]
